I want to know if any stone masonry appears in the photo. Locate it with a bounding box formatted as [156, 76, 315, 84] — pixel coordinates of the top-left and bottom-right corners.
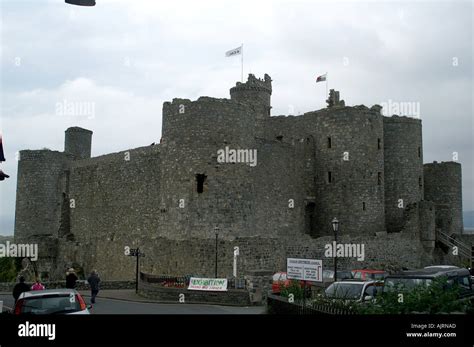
[14, 73, 465, 280]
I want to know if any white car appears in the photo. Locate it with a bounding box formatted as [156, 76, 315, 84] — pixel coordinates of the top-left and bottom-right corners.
[325, 280, 383, 302]
[14, 289, 91, 315]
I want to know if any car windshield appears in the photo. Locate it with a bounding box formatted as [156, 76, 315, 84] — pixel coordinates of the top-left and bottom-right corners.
[20, 294, 82, 314]
[384, 278, 433, 291]
[323, 270, 334, 279]
[372, 273, 387, 280]
[337, 271, 352, 279]
[325, 283, 364, 300]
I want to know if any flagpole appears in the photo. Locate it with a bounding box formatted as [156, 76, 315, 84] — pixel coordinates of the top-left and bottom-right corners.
[241, 43, 244, 82]
[326, 71, 328, 98]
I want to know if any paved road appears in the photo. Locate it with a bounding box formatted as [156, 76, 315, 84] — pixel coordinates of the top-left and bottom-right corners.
[0, 294, 265, 314]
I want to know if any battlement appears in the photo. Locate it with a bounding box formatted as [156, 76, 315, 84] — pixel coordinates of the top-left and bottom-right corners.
[19, 149, 72, 161]
[383, 114, 422, 124]
[424, 161, 461, 167]
[230, 73, 272, 94]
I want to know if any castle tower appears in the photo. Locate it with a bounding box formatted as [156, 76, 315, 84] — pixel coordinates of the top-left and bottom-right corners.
[383, 116, 423, 232]
[230, 73, 272, 119]
[64, 127, 93, 160]
[424, 161, 463, 235]
[14, 149, 72, 278]
[311, 104, 386, 236]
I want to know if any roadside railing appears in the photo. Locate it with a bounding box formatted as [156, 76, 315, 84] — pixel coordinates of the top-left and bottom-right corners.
[267, 293, 354, 315]
[436, 230, 473, 267]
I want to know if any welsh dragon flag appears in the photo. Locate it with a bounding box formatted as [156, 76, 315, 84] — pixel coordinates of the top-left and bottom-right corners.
[316, 74, 327, 83]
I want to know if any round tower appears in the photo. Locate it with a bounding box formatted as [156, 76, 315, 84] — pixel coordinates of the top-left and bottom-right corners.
[424, 161, 463, 235]
[383, 116, 423, 232]
[311, 105, 386, 236]
[14, 150, 70, 242]
[64, 127, 93, 160]
[230, 73, 272, 119]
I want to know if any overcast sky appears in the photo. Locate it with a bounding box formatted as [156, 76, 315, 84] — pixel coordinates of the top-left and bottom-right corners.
[0, 0, 472, 235]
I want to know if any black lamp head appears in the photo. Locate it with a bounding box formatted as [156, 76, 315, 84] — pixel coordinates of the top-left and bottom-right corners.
[65, 0, 96, 6]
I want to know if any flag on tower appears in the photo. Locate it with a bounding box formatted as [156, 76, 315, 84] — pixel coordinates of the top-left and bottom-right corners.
[316, 74, 327, 83]
[225, 45, 242, 57]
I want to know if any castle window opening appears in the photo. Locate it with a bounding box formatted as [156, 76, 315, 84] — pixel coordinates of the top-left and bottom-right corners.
[363, 202, 366, 211]
[419, 176, 422, 187]
[418, 146, 421, 158]
[377, 172, 382, 185]
[378, 138, 381, 150]
[196, 174, 207, 193]
[327, 171, 332, 183]
[276, 135, 283, 141]
[327, 137, 332, 149]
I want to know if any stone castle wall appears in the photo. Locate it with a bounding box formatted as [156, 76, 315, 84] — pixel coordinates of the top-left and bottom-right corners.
[13, 74, 464, 280]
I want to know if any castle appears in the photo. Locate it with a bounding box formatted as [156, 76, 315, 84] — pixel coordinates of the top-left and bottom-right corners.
[14, 74, 467, 280]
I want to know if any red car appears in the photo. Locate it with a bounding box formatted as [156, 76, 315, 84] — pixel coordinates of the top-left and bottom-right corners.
[272, 272, 315, 293]
[351, 269, 388, 281]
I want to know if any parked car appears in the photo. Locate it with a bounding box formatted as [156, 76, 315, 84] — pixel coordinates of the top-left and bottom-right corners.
[322, 270, 353, 282]
[424, 265, 459, 270]
[271, 272, 318, 294]
[324, 280, 384, 302]
[351, 269, 389, 281]
[384, 267, 473, 299]
[14, 289, 91, 315]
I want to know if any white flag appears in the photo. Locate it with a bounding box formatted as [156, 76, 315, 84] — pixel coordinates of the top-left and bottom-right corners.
[225, 46, 242, 57]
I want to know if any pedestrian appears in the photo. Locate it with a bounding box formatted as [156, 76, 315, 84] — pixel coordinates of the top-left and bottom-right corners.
[12, 276, 30, 303]
[31, 278, 45, 291]
[87, 270, 100, 304]
[66, 268, 78, 289]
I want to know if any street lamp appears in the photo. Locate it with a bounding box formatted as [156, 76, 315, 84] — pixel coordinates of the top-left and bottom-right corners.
[214, 227, 219, 278]
[65, 0, 96, 6]
[331, 217, 339, 282]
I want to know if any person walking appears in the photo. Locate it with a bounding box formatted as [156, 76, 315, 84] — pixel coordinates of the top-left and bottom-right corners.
[31, 278, 45, 291]
[12, 276, 30, 303]
[87, 270, 100, 304]
[66, 268, 78, 289]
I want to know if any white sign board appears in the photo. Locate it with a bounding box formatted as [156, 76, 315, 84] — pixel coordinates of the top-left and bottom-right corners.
[188, 277, 228, 291]
[287, 258, 323, 282]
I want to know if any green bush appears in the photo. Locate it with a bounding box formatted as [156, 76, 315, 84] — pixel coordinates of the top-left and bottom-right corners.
[355, 277, 473, 314]
[280, 280, 305, 301]
[0, 257, 22, 282]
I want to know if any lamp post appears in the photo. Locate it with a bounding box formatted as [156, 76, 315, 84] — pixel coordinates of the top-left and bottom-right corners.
[331, 217, 339, 282]
[214, 227, 219, 278]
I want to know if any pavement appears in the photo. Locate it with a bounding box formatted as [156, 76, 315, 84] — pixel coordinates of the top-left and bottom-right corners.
[0, 290, 266, 314]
